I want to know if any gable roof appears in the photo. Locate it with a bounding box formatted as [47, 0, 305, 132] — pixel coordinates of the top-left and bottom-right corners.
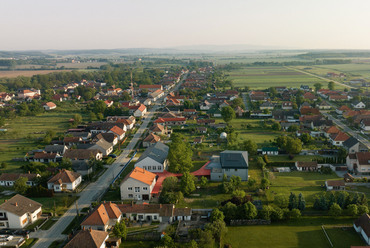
[125, 167, 156, 185]
[47, 169, 81, 184]
[324, 126, 340, 134]
[343, 137, 359, 149]
[136, 142, 169, 165]
[0, 194, 42, 217]
[44, 145, 67, 153]
[220, 150, 248, 169]
[355, 152, 370, 166]
[330, 131, 350, 142]
[81, 204, 110, 226]
[143, 133, 160, 143]
[150, 123, 165, 132]
[0, 173, 39, 182]
[64, 229, 108, 248]
[109, 126, 125, 136]
[44, 102, 56, 108]
[326, 180, 345, 187]
[296, 161, 318, 167]
[354, 214, 370, 238]
[64, 149, 102, 160]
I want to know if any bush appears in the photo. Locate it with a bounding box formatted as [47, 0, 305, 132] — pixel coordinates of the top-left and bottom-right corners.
[266, 161, 296, 167]
[27, 185, 54, 198]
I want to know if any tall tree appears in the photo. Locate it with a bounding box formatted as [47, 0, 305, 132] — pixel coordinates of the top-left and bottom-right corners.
[168, 134, 193, 173]
[298, 193, 306, 211]
[221, 106, 236, 123]
[180, 171, 196, 196]
[314, 83, 322, 92]
[14, 177, 30, 194]
[328, 81, 335, 90]
[113, 220, 127, 240]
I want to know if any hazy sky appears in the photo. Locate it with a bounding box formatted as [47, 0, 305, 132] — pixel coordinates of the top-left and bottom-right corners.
[1, 0, 370, 50]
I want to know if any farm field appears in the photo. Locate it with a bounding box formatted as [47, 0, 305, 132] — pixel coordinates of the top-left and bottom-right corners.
[0, 105, 85, 172]
[226, 66, 326, 89]
[224, 216, 365, 248]
[0, 70, 72, 78]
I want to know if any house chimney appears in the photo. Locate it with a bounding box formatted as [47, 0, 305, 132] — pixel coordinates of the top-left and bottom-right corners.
[28, 171, 30, 174]
[82, 226, 85, 231]
[131, 201, 134, 207]
[160, 204, 162, 209]
[15, 202, 18, 207]
[89, 227, 92, 232]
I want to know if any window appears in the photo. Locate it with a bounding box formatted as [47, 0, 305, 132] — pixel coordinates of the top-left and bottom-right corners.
[138, 215, 144, 220]
[135, 187, 140, 192]
[0, 213, 3, 217]
[128, 194, 133, 198]
[143, 166, 147, 170]
[153, 215, 158, 220]
[152, 166, 156, 170]
[128, 187, 133, 191]
[158, 166, 161, 170]
[148, 166, 152, 170]
[143, 187, 148, 191]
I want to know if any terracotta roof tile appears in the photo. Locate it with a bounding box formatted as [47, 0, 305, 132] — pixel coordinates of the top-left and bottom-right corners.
[126, 168, 156, 185]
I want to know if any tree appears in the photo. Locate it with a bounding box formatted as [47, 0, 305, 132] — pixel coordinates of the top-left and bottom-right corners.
[300, 133, 312, 145]
[14, 177, 30, 194]
[205, 219, 228, 245]
[271, 207, 284, 221]
[161, 234, 175, 248]
[288, 192, 298, 210]
[347, 204, 358, 216]
[285, 138, 302, 154]
[298, 193, 306, 211]
[221, 202, 238, 222]
[257, 157, 266, 168]
[260, 205, 273, 220]
[168, 134, 193, 173]
[189, 240, 198, 248]
[329, 203, 342, 217]
[112, 220, 127, 239]
[210, 209, 225, 222]
[261, 178, 270, 189]
[272, 122, 281, 131]
[314, 83, 322, 92]
[162, 176, 179, 192]
[244, 201, 258, 220]
[358, 205, 369, 215]
[247, 178, 256, 190]
[241, 139, 257, 155]
[287, 125, 299, 132]
[289, 209, 301, 219]
[199, 230, 215, 248]
[200, 176, 208, 188]
[1, 162, 8, 169]
[231, 98, 245, 109]
[180, 171, 196, 196]
[232, 189, 246, 199]
[328, 81, 335, 90]
[221, 106, 236, 123]
[73, 114, 82, 126]
[274, 195, 288, 208]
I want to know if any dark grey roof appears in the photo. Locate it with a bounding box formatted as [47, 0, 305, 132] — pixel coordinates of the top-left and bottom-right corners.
[94, 133, 116, 143]
[343, 136, 359, 149]
[220, 150, 248, 169]
[44, 145, 66, 153]
[136, 142, 169, 164]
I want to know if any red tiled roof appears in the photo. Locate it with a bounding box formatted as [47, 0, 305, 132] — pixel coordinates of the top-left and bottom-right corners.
[330, 131, 350, 142]
[110, 126, 125, 136]
[324, 126, 340, 134]
[154, 117, 186, 123]
[45, 102, 56, 108]
[47, 169, 81, 184]
[139, 85, 162, 89]
[143, 133, 160, 143]
[126, 168, 156, 185]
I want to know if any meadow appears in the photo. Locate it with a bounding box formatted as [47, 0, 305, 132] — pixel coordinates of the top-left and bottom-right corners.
[0, 70, 72, 78]
[226, 66, 325, 89]
[224, 216, 365, 248]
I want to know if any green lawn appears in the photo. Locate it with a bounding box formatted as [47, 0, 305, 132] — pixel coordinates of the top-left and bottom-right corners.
[0, 106, 87, 172]
[267, 171, 339, 206]
[227, 66, 325, 89]
[268, 155, 323, 162]
[224, 216, 365, 248]
[20, 238, 39, 248]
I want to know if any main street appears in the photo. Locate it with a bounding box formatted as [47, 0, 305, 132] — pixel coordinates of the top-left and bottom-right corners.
[32, 74, 188, 248]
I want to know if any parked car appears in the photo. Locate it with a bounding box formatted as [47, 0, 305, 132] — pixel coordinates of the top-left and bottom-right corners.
[0, 229, 14, 235]
[108, 154, 117, 158]
[13, 229, 30, 236]
[0, 235, 13, 241]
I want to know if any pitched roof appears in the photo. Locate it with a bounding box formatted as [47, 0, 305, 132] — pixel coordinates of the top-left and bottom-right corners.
[355, 152, 370, 165]
[64, 229, 108, 248]
[81, 204, 109, 226]
[44, 102, 56, 108]
[143, 133, 160, 143]
[136, 142, 169, 164]
[139, 85, 162, 89]
[326, 180, 345, 187]
[137, 104, 146, 112]
[109, 126, 125, 136]
[296, 161, 318, 167]
[125, 167, 156, 185]
[343, 137, 359, 149]
[330, 131, 350, 142]
[339, 105, 351, 111]
[47, 169, 81, 184]
[154, 117, 186, 123]
[118, 203, 175, 217]
[64, 149, 102, 160]
[354, 214, 370, 238]
[324, 126, 340, 134]
[44, 145, 67, 153]
[150, 123, 165, 132]
[220, 150, 249, 169]
[95, 133, 116, 143]
[0, 173, 39, 182]
[0, 194, 42, 217]
[34, 152, 58, 159]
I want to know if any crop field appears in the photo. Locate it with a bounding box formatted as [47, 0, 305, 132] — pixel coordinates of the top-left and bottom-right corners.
[0, 70, 72, 78]
[314, 63, 370, 78]
[225, 217, 365, 248]
[227, 66, 325, 89]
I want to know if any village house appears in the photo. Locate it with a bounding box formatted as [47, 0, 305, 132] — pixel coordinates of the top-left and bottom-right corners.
[0, 92, 14, 102]
[94, 133, 118, 146]
[64, 228, 109, 248]
[329, 94, 348, 101]
[150, 89, 164, 101]
[129, 104, 147, 117]
[104, 100, 113, 107]
[329, 131, 350, 146]
[108, 126, 125, 141]
[360, 119, 370, 131]
[0, 173, 40, 187]
[336, 105, 351, 115]
[208, 150, 249, 181]
[30, 151, 60, 163]
[149, 123, 169, 135]
[63, 137, 82, 147]
[303, 92, 317, 101]
[154, 117, 186, 126]
[193, 136, 204, 145]
[44, 144, 68, 155]
[43, 102, 57, 110]
[63, 149, 103, 175]
[295, 161, 320, 171]
[120, 167, 157, 201]
[118, 203, 192, 223]
[17, 88, 40, 99]
[259, 101, 274, 110]
[324, 126, 340, 138]
[353, 213, 370, 245]
[197, 127, 207, 134]
[139, 84, 163, 92]
[282, 101, 293, 110]
[207, 108, 222, 118]
[88, 139, 114, 156]
[352, 101, 366, 109]
[142, 133, 161, 148]
[0, 194, 42, 229]
[47, 169, 82, 192]
[262, 147, 279, 155]
[325, 180, 345, 191]
[343, 137, 368, 153]
[234, 106, 244, 117]
[318, 101, 331, 110]
[346, 152, 370, 174]
[135, 142, 169, 173]
[200, 100, 213, 110]
[81, 202, 122, 231]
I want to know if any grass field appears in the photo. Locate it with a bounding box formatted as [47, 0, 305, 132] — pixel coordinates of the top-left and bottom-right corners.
[0, 70, 72, 78]
[0, 105, 86, 172]
[224, 216, 365, 248]
[227, 66, 325, 89]
[266, 171, 339, 206]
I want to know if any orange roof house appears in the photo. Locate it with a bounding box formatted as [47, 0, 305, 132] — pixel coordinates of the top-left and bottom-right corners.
[120, 168, 157, 200]
[81, 202, 122, 231]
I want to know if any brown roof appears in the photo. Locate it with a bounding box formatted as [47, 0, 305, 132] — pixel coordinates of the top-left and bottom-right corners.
[118, 203, 175, 217]
[330, 131, 350, 142]
[174, 208, 192, 216]
[63, 137, 81, 143]
[47, 169, 81, 184]
[143, 133, 160, 143]
[339, 105, 351, 111]
[296, 161, 318, 167]
[150, 123, 165, 132]
[324, 126, 340, 134]
[355, 152, 370, 166]
[64, 149, 102, 160]
[81, 204, 111, 226]
[109, 126, 125, 136]
[0, 194, 42, 217]
[0, 173, 39, 182]
[64, 229, 108, 248]
[34, 152, 58, 159]
[326, 180, 345, 187]
[44, 102, 56, 108]
[354, 214, 370, 238]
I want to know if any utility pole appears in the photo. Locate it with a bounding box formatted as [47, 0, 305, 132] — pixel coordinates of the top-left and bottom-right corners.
[75, 200, 79, 217]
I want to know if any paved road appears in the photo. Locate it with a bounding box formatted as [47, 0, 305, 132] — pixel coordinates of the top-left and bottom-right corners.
[321, 111, 370, 149]
[285, 66, 355, 89]
[32, 106, 159, 248]
[242, 93, 250, 111]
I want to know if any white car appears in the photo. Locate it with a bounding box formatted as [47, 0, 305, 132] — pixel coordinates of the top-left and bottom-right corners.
[0, 235, 13, 241]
